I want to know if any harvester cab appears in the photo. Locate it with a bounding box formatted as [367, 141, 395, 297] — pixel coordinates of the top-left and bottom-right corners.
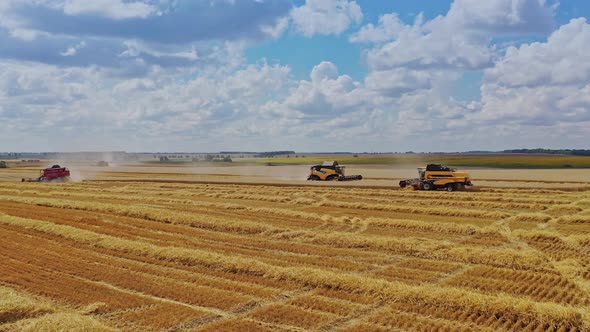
[22, 165, 71, 182]
[399, 164, 472, 191]
[307, 161, 363, 181]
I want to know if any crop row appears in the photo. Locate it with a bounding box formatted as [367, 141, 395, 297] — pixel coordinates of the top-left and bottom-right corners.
[0, 213, 586, 331]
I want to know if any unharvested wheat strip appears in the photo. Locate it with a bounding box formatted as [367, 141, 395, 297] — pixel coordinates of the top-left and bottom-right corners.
[0, 195, 283, 235]
[0, 286, 115, 332]
[287, 294, 364, 317]
[190, 318, 294, 332]
[557, 215, 590, 224]
[0, 285, 55, 324]
[0, 226, 281, 302]
[0, 201, 385, 267]
[0, 256, 151, 312]
[367, 305, 498, 332]
[364, 217, 494, 236]
[0, 215, 298, 293]
[287, 230, 550, 271]
[68, 274, 228, 318]
[444, 272, 587, 306]
[0, 214, 586, 330]
[184, 287, 315, 331]
[0, 189, 342, 232]
[0, 230, 259, 312]
[19, 210, 381, 273]
[0, 204, 551, 272]
[110, 303, 213, 331]
[313, 200, 511, 219]
[0, 184, 552, 220]
[375, 266, 445, 285]
[0, 187, 516, 236]
[0, 197, 498, 272]
[0, 240, 245, 331]
[247, 304, 339, 330]
[326, 193, 548, 211]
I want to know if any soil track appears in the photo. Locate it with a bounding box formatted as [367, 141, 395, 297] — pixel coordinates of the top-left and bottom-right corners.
[0, 181, 589, 331]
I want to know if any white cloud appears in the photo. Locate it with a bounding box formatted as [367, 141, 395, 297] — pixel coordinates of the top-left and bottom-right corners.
[472, 19, 590, 129]
[291, 0, 363, 37]
[0, 60, 293, 150]
[260, 16, 289, 39]
[484, 18, 590, 87]
[353, 0, 556, 71]
[364, 22, 495, 70]
[447, 0, 556, 35]
[119, 41, 199, 61]
[261, 61, 369, 120]
[62, 0, 157, 20]
[349, 13, 406, 43]
[60, 41, 86, 56]
[364, 69, 432, 96]
[0, 0, 587, 152]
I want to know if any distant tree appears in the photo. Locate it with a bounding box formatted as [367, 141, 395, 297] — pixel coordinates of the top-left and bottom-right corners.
[353, 154, 359, 157]
[205, 154, 214, 161]
[0, 161, 7, 168]
[223, 156, 233, 162]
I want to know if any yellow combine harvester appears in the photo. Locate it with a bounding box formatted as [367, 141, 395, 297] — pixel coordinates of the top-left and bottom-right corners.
[399, 164, 472, 191]
[307, 161, 363, 181]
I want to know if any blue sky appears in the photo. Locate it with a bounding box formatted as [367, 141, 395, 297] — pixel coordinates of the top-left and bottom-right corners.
[0, 0, 589, 152]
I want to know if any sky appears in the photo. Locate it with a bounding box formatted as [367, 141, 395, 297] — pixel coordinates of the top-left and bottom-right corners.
[0, 0, 589, 152]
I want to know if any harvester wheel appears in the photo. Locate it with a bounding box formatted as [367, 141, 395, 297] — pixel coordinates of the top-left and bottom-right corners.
[446, 184, 455, 192]
[422, 182, 433, 190]
[326, 175, 338, 181]
[308, 175, 320, 181]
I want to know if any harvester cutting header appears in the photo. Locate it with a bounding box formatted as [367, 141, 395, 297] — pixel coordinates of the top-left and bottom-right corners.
[307, 161, 363, 181]
[22, 165, 71, 182]
[399, 164, 472, 191]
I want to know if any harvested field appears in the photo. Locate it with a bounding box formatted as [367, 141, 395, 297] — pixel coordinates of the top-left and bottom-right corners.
[0, 180, 589, 331]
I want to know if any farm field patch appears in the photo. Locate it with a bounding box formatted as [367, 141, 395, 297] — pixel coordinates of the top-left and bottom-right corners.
[0, 180, 589, 331]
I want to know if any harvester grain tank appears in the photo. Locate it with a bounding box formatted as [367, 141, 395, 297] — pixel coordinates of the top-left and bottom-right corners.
[399, 164, 472, 191]
[307, 161, 363, 181]
[22, 165, 71, 182]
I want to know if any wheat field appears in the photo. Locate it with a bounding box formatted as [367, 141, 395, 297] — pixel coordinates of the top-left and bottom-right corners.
[0, 180, 589, 331]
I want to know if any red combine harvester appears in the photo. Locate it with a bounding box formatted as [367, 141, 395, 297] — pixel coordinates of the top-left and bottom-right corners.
[22, 165, 71, 182]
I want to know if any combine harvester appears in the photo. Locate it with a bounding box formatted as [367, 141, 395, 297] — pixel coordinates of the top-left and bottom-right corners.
[307, 161, 363, 181]
[22, 165, 71, 182]
[399, 164, 472, 191]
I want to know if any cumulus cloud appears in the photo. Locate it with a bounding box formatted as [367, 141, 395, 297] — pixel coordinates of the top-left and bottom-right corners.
[349, 13, 406, 43]
[0, 60, 292, 150]
[475, 18, 590, 128]
[0, 0, 587, 152]
[291, 0, 363, 37]
[352, 0, 556, 71]
[447, 0, 557, 35]
[61, 0, 158, 20]
[0, 0, 292, 73]
[261, 62, 369, 120]
[260, 16, 290, 39]
[60, 41, 86, 57]
[485, 18, 590, 87]
[7, 1, 291, 43]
